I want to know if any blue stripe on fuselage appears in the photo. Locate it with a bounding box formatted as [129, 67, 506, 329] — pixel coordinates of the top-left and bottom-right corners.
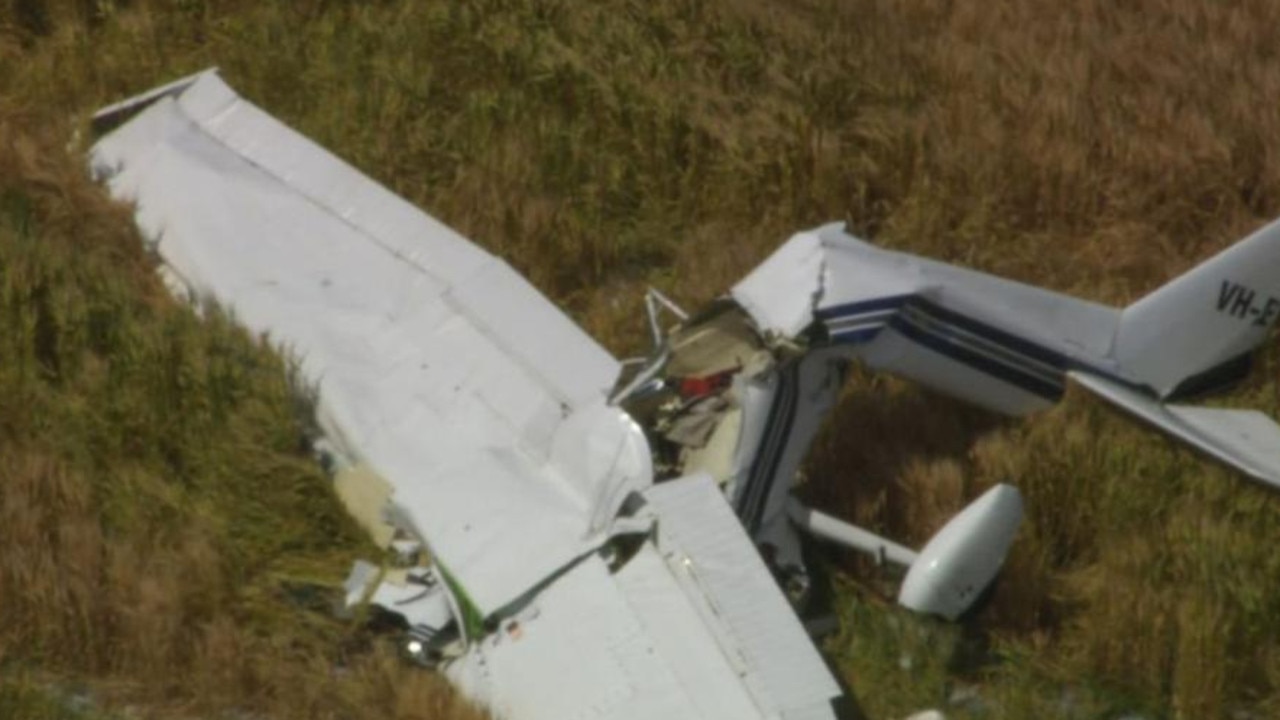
[815, 294, 913, 321]
[912, 298, 1069, 372]
[888, 312, 1065, 400]
[818, 295, 911, 347]
[830, 325, 885, 344]
[819, 294, 1069, 400]
[816, 293, 1247, 404]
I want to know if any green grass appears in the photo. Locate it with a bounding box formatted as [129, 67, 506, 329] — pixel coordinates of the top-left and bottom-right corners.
[5, 0, 1280, 718]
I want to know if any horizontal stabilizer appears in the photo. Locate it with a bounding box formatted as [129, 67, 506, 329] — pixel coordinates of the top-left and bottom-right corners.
[1069, 371, 1280, 489]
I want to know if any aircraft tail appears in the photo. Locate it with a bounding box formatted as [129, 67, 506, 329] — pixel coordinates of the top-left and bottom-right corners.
[1114, 217, 1280, 398]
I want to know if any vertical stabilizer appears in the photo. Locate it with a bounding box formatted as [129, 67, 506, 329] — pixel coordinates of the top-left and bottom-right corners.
[1115, 218, 1280, 397]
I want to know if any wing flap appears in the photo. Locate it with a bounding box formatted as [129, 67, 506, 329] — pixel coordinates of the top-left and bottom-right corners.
[644, 475, 842, 717]
[446, 554, 733, 720]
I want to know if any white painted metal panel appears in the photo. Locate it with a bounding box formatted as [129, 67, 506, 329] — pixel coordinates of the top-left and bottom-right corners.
[1117, 217, 1280, 396]
[731, 228, 825, 336]
[185, 73, 619, 402]
[613, 545, 767, 720]
[818, 226, 923, 310]
[89, 71, 645, 616]
[858, 326, 1055, 415]
[444, 540, 834, 720]
[644, 475, 841, 719]
[815, 224, 1119, 365]
[444, 555, 705, 720]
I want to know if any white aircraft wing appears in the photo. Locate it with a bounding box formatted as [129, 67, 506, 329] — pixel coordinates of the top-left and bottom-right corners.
[445, 474, 842, 720]
[90, 70, 844, 720]
[89, 69, 644, 617]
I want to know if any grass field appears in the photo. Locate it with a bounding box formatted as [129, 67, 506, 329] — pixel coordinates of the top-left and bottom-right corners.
[3, 1, 1280, 718]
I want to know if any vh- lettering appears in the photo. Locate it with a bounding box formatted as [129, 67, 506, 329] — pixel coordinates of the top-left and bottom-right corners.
[1217, 279, 1280, 325]
[1232, 286, 1256, 318]
[1257, 297, 1280, 327]
[1219, 280, 1240, 312]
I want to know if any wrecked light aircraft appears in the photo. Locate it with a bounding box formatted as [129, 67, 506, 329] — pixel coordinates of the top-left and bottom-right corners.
[89, 69, 1280, 720]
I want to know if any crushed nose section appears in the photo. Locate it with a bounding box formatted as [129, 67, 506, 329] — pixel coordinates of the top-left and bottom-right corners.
[897, 484, 1023, 620]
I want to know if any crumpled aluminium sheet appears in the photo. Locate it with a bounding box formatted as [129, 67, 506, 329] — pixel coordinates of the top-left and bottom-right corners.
[90, 70, 650, 617]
